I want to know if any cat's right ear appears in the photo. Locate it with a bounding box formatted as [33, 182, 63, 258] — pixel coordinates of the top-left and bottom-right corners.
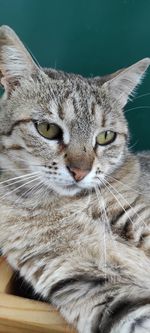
[0, 25, 41, 93]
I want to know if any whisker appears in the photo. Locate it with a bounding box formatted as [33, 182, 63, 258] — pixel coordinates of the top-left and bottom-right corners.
[106, 174, 147, 197]
[0, 172, 39, 186]
[99, 178, 134, 227]
[0, 168, 35, 172]
[125, 105, 150, 113]
[31, 184, 47, 209]
[0, 176, 40, 201]
[7, 180, 44, 212]
[49, 88, 60, 109]
[128, 140, 138, 151]
[15, 179, 43, 204]
[135, 92, 150, 99]
[0, 173, 40, 188]
[95, 186, 118, 260]
[104, 178, 148, 230]
[95, 186, 107, 271]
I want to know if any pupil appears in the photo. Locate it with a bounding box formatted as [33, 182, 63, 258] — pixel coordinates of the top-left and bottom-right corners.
[105, 131, 107, 139]
[47, 123, 50, 131]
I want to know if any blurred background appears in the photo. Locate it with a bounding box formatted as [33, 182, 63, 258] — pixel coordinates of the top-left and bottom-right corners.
[0, 0, 150, 151]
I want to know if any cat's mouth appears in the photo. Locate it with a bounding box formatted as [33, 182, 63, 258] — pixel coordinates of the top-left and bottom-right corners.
[52, 181, 83, 196]
[63, 183, 77, 189]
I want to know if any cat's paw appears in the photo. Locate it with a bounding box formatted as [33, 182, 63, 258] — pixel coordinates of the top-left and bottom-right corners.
[133, 317, 150, 333]
[111, 309, 150, 333]
[78, 310, 150, 333]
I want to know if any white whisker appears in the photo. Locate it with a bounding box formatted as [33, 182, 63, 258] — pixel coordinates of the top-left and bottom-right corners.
[100, 178, 134, 227]
[135, 92, 150, 99]
[95, 186, 107, 271]
[104, 178, 148, 230]
[0, 173, 40, 188]
[95, 186, 118, 271]
[106, 174, 147, 197]
[128, 140, 138, 151]
[31, 184, 47, 209]
[0, 176, 40, 201]
[125, 105, 150, 113]
[15, 180, 43, 205]
[0, 168, 35, 172]
[0, 172, 39, 186]
[6, 180, 44, 213]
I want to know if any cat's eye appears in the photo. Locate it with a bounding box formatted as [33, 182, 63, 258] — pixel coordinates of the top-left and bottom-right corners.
[36, 122, 62, 140]
[96, 131, 116, 145]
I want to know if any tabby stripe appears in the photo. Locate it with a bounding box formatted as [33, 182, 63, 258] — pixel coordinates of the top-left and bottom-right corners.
[119, 219, 133, 240]
[93, 295, 115, 311]
[49, 275, 108, 298]
[120, 204, 149, 240]
[93, 297, 150, 333]
[5, 144, 24, 150]
[2, 118, 32, 136]
[93, 299, 136, 333]
[135, 205, 149, 219]
[111, 195, 140, 227]
[111, 206, 131, 225]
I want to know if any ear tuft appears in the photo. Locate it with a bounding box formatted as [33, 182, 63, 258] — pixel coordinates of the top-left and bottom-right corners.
[0, 25, 39, 90]
[102, 58, 150, 107]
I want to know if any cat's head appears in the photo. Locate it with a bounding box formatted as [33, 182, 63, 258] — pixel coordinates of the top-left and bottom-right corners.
[0, 26, 149, 197]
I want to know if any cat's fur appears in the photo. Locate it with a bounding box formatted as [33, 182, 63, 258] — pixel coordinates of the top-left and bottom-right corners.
[0, 25, 150, 333]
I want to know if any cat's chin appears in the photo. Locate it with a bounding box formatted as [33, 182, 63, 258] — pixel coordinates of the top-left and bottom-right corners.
[51, 183, 82, 197]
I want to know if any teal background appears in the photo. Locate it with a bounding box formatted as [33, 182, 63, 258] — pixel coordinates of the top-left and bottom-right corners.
[0, 0, 150, 151]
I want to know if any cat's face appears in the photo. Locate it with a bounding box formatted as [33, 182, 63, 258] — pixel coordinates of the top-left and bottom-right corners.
[0, 75, 128, 196]
[0, 26, 149, 197]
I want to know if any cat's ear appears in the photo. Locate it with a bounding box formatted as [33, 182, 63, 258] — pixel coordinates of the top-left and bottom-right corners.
[0, 25, 41, 92]
[102, 58, 150, 107]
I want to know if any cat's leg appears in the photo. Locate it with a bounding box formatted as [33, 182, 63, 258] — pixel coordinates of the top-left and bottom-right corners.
[49, 277, 150, 333]
[46, 243, 150, 333]
[111, 306, 150, 333]
[8, 250, 150, 333]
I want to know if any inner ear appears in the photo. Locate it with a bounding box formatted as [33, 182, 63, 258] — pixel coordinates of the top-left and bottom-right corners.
[0, 25, 42, 92]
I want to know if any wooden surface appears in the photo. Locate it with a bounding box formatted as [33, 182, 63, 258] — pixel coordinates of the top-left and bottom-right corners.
[0, 257, 13, 293]
[0, 257, 76, 333]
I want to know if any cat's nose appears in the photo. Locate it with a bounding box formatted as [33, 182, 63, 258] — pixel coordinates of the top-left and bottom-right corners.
[67, 166, 89, 181]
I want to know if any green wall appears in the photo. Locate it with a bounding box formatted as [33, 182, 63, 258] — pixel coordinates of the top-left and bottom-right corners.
[0, 0, 150, 151]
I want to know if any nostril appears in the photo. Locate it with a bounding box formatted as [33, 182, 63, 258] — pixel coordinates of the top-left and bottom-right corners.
[66, 166, 70, 172]
[67, 165, 76, 177]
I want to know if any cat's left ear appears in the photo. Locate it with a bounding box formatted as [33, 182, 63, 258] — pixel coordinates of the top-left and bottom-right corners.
[0, 25, 42, 92]
[102, 58, 150, 107]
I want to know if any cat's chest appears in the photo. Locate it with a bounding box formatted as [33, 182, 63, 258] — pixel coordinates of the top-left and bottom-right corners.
[0, 198, 92, 256]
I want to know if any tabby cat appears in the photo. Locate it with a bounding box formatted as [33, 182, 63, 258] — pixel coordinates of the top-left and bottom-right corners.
[0, 25, 150, 333]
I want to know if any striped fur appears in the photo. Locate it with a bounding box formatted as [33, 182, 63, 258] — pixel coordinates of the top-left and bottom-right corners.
[0, 26, 150, 332]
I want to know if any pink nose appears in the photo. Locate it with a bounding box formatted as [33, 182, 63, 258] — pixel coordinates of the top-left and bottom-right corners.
[67, 166, 89, 181]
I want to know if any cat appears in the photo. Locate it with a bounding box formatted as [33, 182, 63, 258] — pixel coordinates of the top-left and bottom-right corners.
[0, 25, 150, 333]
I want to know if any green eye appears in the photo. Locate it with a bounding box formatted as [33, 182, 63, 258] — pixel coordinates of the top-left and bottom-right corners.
[96, 131, 116, 145]
[36, 122, 62, 140]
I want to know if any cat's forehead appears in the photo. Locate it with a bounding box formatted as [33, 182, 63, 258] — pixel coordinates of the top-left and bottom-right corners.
[9, 72, 121, 133]
[50, 75, 101, 103]
[44, 76, 105, 130]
